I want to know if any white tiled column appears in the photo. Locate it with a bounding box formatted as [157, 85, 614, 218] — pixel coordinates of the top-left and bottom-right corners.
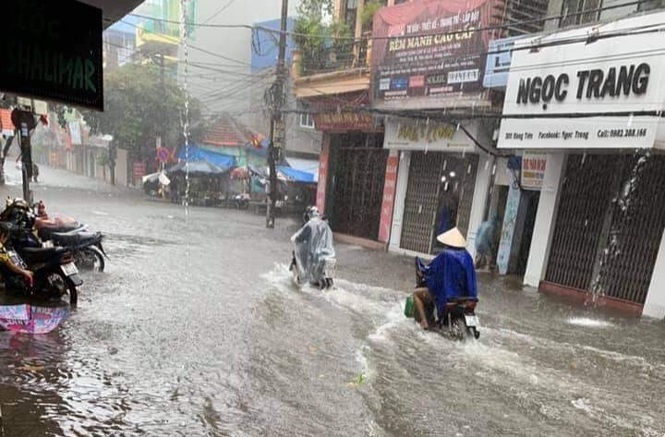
[465, 153, 494, 259]
[389, 151, 410, 252]
[643, 228, 665, 319]
[523, 153, 566, 288]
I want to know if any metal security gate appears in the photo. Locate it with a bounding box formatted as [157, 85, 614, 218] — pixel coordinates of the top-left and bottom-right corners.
[328, 133, 387, 240]
[545, 153, 665, 304]
[400, 152, 478, 254]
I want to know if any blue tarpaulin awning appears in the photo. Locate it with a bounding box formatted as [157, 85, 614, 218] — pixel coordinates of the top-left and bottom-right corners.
[277, 166, 316, 184]
[177, 145, 235, 169]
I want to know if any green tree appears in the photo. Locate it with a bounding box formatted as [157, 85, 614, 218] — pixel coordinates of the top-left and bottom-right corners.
[294, 0, 353, 75]
[79, 63, 205, 160]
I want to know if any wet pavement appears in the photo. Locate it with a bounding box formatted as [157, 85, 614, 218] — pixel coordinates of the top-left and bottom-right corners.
[1, 165, 665, 436]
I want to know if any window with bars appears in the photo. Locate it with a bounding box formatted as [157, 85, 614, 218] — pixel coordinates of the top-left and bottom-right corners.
[299, 113, 315, 129]
[345, 0, 358, 31]
[559, 0, 603, 28]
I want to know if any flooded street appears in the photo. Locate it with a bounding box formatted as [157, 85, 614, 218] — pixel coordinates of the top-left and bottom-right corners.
[1, 166, 665, 437]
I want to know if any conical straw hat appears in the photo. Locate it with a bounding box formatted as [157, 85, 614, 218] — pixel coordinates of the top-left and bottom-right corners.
[436, 227, 466, 248]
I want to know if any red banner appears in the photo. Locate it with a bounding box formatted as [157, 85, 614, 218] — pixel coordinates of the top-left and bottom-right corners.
[316, 138, 330, 212]
[378, 151, 399, 243]
[371, 0, 497, 109]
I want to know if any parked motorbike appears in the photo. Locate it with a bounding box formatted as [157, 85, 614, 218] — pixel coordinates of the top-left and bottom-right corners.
[4, 243, 82, 307]
[232, 193, 250, 210]
[405, 257, 480, 340]
[1, 198, 107, 272]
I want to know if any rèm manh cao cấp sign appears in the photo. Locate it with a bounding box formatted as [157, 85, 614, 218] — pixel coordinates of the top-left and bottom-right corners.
[371, 0, 495, 110]
[0, 0, 103, 111]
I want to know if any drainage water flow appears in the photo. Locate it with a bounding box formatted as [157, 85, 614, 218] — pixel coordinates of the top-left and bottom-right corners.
[180, 0, 191, 226]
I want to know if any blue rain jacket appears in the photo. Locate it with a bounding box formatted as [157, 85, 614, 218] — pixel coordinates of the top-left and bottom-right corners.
[417, 248, 478, 318]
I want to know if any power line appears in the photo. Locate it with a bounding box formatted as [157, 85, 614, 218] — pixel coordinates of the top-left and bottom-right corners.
[201, 0, 240, 24]
[115, 18, 253, 67]
[120, 0, 652, 42]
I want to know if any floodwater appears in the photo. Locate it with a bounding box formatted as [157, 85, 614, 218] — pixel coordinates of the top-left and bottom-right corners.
[1, 166, 664, 436]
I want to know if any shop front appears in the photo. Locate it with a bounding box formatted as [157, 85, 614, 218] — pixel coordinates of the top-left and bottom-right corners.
[386, 118, 494, 258]
[313, 107, 389, 245]
[498, 12, 665, 316]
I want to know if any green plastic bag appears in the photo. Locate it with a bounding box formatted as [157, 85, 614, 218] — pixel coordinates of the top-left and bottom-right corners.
[404, 295, 415, 318]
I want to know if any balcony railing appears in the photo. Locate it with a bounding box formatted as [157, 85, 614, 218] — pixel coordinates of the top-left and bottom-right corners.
[297, 33, 371, 77]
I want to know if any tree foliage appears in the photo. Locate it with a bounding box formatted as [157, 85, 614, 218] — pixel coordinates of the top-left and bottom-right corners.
[79, 63, 205, 158]
[294, 0, 353, 75]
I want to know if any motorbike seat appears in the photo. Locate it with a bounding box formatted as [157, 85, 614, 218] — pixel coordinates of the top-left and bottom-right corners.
[51, 230, 101, 247]
[20, 246, 68, 262]
[38, 224, 85, 239]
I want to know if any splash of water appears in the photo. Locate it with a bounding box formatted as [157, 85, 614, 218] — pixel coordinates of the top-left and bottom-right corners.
[567, 317, 613, 328]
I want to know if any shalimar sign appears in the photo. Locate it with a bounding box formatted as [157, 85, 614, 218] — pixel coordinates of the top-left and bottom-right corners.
[1, 0, 103, 111]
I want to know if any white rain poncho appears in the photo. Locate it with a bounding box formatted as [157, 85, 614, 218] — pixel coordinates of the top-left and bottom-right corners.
[291, 217, 336, 285]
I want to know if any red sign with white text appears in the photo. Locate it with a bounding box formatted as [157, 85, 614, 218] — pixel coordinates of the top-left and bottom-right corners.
[378, 151, 399, 243]
[316, 140, 330, 212]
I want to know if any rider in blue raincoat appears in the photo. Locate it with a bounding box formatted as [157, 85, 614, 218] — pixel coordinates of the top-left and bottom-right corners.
[413, 227, 477, 330]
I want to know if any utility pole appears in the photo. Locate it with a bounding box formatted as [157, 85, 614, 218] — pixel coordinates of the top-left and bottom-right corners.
[266, 0, 289, 229]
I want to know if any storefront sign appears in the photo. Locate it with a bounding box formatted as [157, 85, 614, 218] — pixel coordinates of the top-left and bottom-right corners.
[313, 112, 375, 131]
[483, 35, 525, 89]
[316, 140, 330, 212]
[498, 12, 665, 149]
[383, 118, 477, 152]
[521, 153, 547, 190]
[378, 151, 399, 243]
[1, 0, 103, 110]
[372, 0, 494, 110]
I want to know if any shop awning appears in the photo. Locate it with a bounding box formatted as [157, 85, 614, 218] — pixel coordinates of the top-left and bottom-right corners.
[177, 145, 235, 169]
[277, 166, 316, 184]
[167, 160, 230, 176]
[285, 158, 319, 182]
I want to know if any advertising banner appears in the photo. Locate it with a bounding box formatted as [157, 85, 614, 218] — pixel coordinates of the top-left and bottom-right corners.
[378, 151, 399, 243]
[483, 35, 527, 89]
[371, 0, 496, 110]
[498, 12, 665, 149]
[520, 153, 547, 190]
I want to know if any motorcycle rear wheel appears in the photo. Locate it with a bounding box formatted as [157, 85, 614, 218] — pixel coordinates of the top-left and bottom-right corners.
[76, 246, 105, 272]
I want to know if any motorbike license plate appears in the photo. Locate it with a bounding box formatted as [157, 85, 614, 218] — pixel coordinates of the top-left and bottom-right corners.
[464, 315, 479, 328]
[43, 240, 54, 248]
[61, 262, 79, 276]
[324, 260, 336, 278]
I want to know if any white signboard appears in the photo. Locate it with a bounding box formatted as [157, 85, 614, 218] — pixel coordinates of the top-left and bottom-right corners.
[384, 118, 478, 152]
[521, 153, 547, 190]
[498, 12, 665, 149]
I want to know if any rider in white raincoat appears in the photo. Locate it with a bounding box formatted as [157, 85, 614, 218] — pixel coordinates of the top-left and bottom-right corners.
[290, 206, 336, 287]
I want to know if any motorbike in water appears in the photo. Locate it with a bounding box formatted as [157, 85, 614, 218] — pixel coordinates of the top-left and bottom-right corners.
[289, 209, 336, 290]
[404, 257, 480, 340]
[289, 249, 336, 289]
[3, 241, 82, 307]
[1, 199, 107, 272]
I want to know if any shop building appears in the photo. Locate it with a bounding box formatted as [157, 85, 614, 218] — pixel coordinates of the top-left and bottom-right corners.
[385, 118, 494, 258]
[497, 11, 665, 317]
